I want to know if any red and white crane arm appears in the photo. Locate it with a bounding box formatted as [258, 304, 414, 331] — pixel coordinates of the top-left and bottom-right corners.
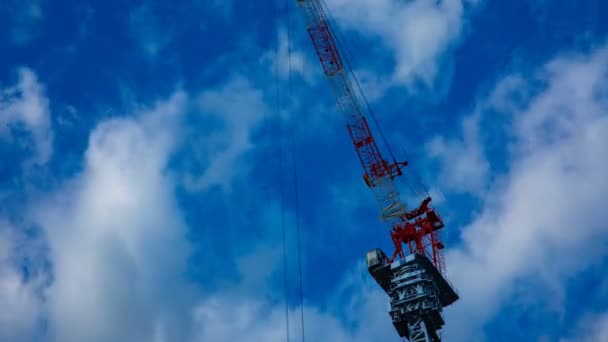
[295, 0, 447, 272]
[295, 0, 408, 217]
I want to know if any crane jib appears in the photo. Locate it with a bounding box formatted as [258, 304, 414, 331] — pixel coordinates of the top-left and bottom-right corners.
[297, 2, 403, 184]
[295, 0, 446, 271]
[307, 20, 343, 76]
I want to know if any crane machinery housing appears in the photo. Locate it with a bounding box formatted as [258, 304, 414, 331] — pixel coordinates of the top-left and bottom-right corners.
[293, 1, 459, 341]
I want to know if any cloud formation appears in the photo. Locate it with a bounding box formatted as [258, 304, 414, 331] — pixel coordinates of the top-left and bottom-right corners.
[438, 45, 608, 340]
[561, 312, 608, 342]
[31, 92, 194, 342]
[326, 0, 478, 87]
[184, 77, 272, 191]
[426, 113, 489, 195]
[0, 68, 398, 342]
[0, 68, 53, 166]
[4, 0, 43, 45]
[0, 221, 42, 342]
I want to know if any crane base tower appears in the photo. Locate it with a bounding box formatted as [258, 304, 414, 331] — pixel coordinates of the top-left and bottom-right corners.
[366, 250, 459, 341]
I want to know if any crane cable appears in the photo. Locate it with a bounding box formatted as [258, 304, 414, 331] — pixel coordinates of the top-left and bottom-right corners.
[279, 136, 292, 342]
[276, 2, 291, 342]
[286, 0, 306, 341]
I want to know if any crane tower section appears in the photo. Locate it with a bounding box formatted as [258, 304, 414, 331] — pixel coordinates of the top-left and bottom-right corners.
[294, 0, 459, 341]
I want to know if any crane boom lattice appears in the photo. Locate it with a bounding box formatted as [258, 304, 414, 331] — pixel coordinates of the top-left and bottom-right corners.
[294, 0, 459, 340]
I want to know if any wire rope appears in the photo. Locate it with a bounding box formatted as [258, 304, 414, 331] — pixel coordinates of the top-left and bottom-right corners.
[276, 2, 292, 341]
[286, 1, 306, 341]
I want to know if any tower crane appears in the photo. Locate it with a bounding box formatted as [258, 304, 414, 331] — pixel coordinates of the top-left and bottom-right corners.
[294, 1, 459, 341]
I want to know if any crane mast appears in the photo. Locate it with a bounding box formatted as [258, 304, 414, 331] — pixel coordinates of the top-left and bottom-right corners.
[294, 1, 459, 341]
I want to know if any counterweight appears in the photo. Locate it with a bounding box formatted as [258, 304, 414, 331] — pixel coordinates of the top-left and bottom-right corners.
[294, 0, 459, 340]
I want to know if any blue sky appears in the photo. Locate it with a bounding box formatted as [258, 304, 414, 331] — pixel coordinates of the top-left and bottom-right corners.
[1, 0, 608, 341]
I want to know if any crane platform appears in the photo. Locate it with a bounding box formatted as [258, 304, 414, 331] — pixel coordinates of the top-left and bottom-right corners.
[366, 249, 459, 341]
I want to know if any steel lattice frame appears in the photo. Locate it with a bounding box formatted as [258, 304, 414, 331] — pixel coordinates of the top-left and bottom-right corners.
[407, 318, 433, 342]
[294, 0, 446, 268]
[294, 0, 458, 340]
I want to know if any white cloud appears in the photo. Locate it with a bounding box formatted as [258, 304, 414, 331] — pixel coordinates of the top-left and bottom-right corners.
[426, 113, 490, 194]
[190, 267, 396, 342]
[6, 83, 401, 342]
[31, 91, 195, 342]
[261, 27, 315, 84]
[0, 68, 53, 165]
[326, 0, 478, 87]
[561, 312, 608, 342]
[439, 46, 608, 340]
[185, 77, 272, 191]
[0, 222, 41, 342]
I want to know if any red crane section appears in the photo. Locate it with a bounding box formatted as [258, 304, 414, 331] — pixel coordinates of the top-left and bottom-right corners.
[295, 0, 446, 272]
[303, 4, 405, 186]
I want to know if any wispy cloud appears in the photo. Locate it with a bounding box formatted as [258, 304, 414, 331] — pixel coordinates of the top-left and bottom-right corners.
[184, 76, 272, 192]
[561, 312, 608, 342]
[439, 45, 608, 340]
[260, 27, 316, 84]
[5, 0, 43, 45]
[0, 220, 43, 341]
[129, 5, 175, 58]
[326, 0, 479, 88]
[426, 112, 490, 195]
[0, 68, 53, 166]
